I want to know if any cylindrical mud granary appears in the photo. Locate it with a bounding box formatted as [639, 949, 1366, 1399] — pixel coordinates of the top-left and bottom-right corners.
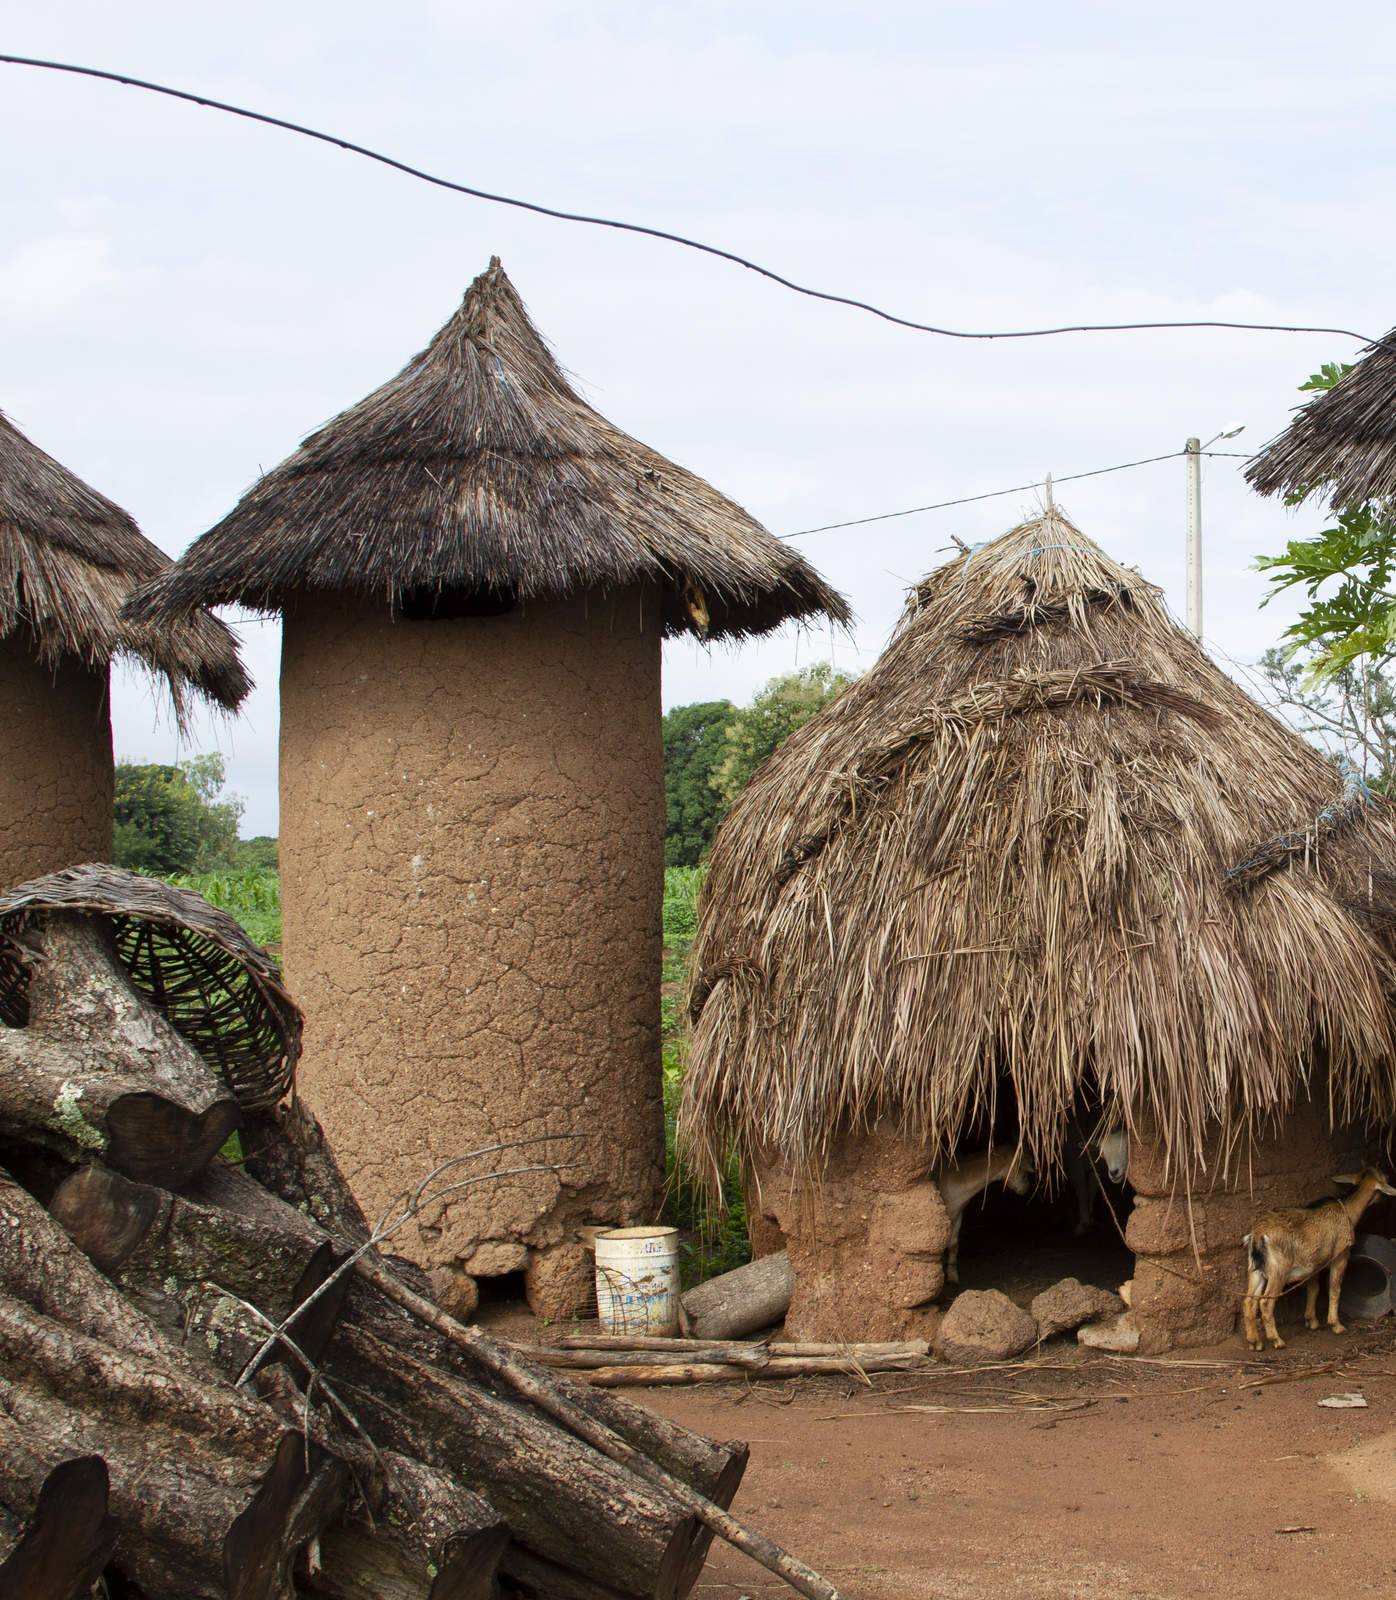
[279, 585, 665, 1306]
[0, 410, 248, 890]
[127, 257, 848, 1315]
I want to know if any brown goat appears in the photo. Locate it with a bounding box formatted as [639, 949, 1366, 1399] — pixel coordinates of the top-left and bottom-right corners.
[1242, 1168, 1396, 1351]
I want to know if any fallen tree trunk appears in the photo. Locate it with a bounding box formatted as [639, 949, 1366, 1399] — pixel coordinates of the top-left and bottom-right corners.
[0, 915, 239, 1187]
[0, 1455, 117, 1600]
[679, 1251, 793, 1341]
[50, 1161, 349, 1379]
[242, 1097, 373, 1249]
[0, 1292, 345, 1600]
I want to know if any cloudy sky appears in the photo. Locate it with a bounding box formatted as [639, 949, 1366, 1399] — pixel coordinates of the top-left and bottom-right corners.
[5, 2, 1393, 835]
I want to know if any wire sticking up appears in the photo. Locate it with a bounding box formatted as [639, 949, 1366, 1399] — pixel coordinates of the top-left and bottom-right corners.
[0, 54, 1388, 355]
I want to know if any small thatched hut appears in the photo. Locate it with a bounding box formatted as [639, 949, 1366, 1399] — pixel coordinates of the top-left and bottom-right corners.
[127, 258, 848, 1315]
[1247, 327, 1396, 506]
[0, 411, 248, 886]
[681, 510, 1396, 1350]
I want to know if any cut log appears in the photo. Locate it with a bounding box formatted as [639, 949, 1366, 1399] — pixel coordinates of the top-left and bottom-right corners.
[500, 1546, 634, 1600]
[0, 1289, 345, 1600]
[0, 1167, 192, 1364]
[551, 1334, 770, 1354]
[325, 1307, 702, 1600]
[241, 1097, 373, 1249]
[344, 1276, 749, 1513]
[0, 915, 239, 1187]
[50, 1161, 349, 1379]
[0, 1454, 117, 1600]
[679, 1251, 793, 1341]
[316, 1450, 510, 1600]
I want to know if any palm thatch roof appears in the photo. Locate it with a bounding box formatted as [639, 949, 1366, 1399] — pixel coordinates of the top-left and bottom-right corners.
[1, 410, 249, 720]
[1247, 329, 1396, 507]
[680, 510, 1396, 1190]
[125, 258, 849, 640]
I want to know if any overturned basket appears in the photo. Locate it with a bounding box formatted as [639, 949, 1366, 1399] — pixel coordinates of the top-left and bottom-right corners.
[0, 863, 300, 1111]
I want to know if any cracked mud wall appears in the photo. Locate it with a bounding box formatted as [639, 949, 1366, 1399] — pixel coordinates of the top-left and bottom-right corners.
[0, 631, 113, 889]
[279, 585, 665, 1315]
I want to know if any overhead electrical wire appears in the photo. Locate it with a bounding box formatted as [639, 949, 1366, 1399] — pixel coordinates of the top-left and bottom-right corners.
[0, 54, 1388, 354]
[781, 449, 1254, 539]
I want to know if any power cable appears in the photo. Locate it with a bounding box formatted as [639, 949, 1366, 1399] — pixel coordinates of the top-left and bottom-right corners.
[0, 54, 1388, 354]
[781, 449, 1253, 540]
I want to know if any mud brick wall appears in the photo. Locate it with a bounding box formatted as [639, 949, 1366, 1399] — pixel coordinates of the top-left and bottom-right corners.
[0, 632, 113, 889]
[1126, 1102, 1364, 1351]
[752, 1123, 949, 1341]
[279, 585, 665, 1317]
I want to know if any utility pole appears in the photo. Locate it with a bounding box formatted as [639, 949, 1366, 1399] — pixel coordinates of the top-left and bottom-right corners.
[1185, 436, 1202, 640]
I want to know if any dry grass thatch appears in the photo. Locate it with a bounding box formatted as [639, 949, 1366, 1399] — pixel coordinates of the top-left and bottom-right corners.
[1247, 328, 1396, 507]
[679, 511, 1396, 1190]
[0, 863, 299, 1110]
[124, 258, 849, 640]
[0, 411, 249, 720]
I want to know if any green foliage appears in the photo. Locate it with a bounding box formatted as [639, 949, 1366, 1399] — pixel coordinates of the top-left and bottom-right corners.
[658, 864, 749, 1284]
[168, 867, 282, 948]
[113, 755, 244, 876]
[230, 835, 278, 872]
[662, 700, 738, 867]
[711, 661, 857, 808]
[1256, 359, 1396, 681]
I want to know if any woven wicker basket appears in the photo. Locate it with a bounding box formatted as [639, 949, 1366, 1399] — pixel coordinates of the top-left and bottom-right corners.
[0, 864, 300, 1111]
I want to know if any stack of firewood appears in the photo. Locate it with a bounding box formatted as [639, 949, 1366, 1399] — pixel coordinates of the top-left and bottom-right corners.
[0, 876, 834, 1600]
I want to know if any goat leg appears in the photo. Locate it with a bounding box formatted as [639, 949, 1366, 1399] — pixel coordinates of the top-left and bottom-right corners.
[1242, 1267, 1265, 1351]
[1327, 1249, 1351, 1334]
[1304, 1276, 1322, 1332]
[1260, 1290, 1285, 1349]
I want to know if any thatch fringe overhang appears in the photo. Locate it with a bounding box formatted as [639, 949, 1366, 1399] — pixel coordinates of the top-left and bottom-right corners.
[0, 411, 249, 721]
[1247, 327, 1396, 506]
[679, 511, 1396, 1191]
[124, 258, 849, 641]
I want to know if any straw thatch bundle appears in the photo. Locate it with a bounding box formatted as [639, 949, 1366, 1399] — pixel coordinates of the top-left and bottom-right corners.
[680, 511, 1396, 1190]
[0, 411, 248, 719]
[1247, 328, 1396, 507]
[124, 258, 848, 639]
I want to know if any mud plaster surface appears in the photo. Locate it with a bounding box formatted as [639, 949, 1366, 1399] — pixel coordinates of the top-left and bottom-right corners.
[280, 587, 665, 1315]
[0, 631, 113, 889]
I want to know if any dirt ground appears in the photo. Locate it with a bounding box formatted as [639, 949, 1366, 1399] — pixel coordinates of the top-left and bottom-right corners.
[481, 1296, 1396, 1600]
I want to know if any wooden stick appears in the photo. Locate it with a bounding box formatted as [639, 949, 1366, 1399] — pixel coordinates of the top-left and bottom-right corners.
[355, 1255, 844, 1600]
[772, 1341, 931, 1359]
[552, 1334, 771, 1356]
[582, 1354, 926, 1387]
[519, 1345, 772, 1371]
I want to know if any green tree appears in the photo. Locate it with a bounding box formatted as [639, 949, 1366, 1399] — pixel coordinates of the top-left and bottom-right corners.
[712, 661, 856, 807]
[662, 700, 738, 867]
[113, 755, 245, 876]
[1256, 360, 1396, 679]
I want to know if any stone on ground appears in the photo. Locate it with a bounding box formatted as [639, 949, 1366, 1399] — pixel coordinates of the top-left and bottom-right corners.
[934, 1289, 1037, 1364]
[1077, 1310, 1142, 1352]
[1031, 1277, 1124, 1340]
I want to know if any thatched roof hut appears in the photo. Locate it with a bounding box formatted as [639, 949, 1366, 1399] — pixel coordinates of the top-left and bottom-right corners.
[124, 257, 848, 1319]
[1, 410, 248, 716]
[1, 411, 248, 887]
[1247, 329, 1396, 507]
[125, 257, 847, 637]
[682, 510, 1396, 1185]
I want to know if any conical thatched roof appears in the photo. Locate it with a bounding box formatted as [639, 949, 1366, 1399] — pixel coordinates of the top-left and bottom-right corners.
[680, 511, 1396, 1189]
[1, 410, 249, 720]
[125, 258, 849, 640]
[1247, 329, 1396, 507]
